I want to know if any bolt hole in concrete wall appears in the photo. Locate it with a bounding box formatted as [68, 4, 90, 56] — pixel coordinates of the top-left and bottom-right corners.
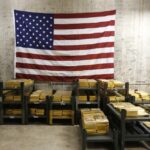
[0, 0, 150, 91]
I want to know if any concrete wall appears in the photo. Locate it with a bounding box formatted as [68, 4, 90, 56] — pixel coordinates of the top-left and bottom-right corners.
[0, 0, 150, 90]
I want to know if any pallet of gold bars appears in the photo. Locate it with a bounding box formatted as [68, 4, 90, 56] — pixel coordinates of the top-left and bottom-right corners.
[29, 89, 53, 103]
[49, 110, 74, 125]
[75, 79, 100, 116]
[129, 89, 150, 104]
[52, 90, 72, 103]
[2, 79, 34, 96]
[110, 102, 149, 117]
[98, 79, 128, 100]
[2, 109, 23, 124]
[0, 79, 34, 124]
[107, 102, 150, 150]
[98, 79, 125, 90]
[80, 108, 119, 150]
[77, 79, 98, 89]
[26, 89, 53, 124]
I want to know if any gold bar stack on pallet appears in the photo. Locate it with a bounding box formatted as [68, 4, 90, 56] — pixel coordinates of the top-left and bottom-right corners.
[30, 90, 52, 102]
[4, 79, 34, 102]
[111, 102, 149, 117]
[29, 90, 53, 117]
[51, 110, 73, 119]
[49, 90, 74, 124]
[5, 79, 34, 89]
[53, 90, 72, 102]
[98, 79, 126, 102]
[81, 108, 109, 135]
[79, 79, 97, 88]
[78, 79, 97, 102]
[30, 108, 45, 116]
[1, 79, 34, 119]
[5, 109, 22, 116]
[98, 79, 125, 89]
[129, 90, 150, 102]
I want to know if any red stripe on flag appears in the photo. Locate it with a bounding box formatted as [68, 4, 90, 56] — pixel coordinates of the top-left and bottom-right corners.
[54, 10, 116, 18]
[16, 73, 114, 81]
[16, 63, 114, 71]
[53, 42, 114, 50]
[54, 20, 115, 29]
[54, 31, 114, 40]
[16, 52, 114, 61]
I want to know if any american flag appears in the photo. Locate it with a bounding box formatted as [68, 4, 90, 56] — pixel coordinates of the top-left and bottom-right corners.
[14, 10, 116, 81]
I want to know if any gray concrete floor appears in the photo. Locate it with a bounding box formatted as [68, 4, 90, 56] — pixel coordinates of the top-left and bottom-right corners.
[0, 125, 149, 150]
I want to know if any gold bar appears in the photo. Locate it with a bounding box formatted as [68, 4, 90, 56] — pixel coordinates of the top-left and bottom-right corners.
[87, 79, 97, 88]
[78, 79, 89, 88]
[89, 96, 96, 101]
[78, 96, 87, 102]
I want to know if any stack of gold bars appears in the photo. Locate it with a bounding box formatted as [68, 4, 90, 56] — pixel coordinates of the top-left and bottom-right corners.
[49, 109, 73, 124]
[51, 110, 73, 119]
[98, 79, 124, 89]
[98, 79, 125, 102]
[4, 93, 22, 102]
[129, 90, 150, 102]
[78, 92, 97, 102]
[53, 90, 72, 102]
[5, 79, 34, 89]
[5, 109, 22, 116]
[30, 108, 45, 116]
[4, 79, 34, 102]
[78, 79, 97, 88]
[78, 79, 97, 102]
[89, 93, 97, 102]
[49, 90, 73, 123]
[111, 102, 149, 117]
[108, 95, 125, 102]
[78, 90, 88, 102]
[30, 90, 53, 116]
[81, 108, 109, 135]
[30, 90, 53, 102]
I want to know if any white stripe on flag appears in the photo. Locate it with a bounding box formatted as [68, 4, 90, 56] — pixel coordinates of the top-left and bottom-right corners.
[16, 57, 114, 67]
[54, 15, 115, 24]
[54, 26, 115, 35]
[16, 47, 114, 56]
[54, 36, 114, 46]
[16, 68, 114, 77]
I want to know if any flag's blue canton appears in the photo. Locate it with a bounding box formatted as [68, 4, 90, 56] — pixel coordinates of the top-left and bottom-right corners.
[14, 10, 54, 50]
